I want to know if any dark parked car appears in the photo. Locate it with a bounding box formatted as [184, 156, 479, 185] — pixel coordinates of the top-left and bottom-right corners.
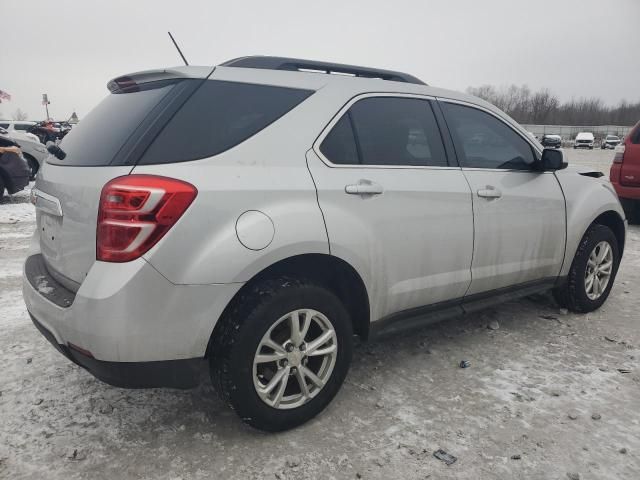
[541, 134, 562, 148]
[0, 135, 31, 201]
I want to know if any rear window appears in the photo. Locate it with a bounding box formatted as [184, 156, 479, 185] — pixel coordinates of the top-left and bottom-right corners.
[49, 83, 176, 166]
[139, 81, 313, 165]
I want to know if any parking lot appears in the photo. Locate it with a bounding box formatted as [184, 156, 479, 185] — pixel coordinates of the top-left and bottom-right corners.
[1, 148, 638, 479]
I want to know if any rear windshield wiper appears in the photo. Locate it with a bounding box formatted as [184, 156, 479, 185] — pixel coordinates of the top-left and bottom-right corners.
[47, 143, 66, 160]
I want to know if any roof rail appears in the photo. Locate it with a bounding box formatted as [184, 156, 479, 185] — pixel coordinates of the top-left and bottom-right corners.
[220, 56, 426, 85]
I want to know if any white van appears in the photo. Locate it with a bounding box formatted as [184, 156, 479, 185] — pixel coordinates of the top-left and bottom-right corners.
[574, 132, 595, 149]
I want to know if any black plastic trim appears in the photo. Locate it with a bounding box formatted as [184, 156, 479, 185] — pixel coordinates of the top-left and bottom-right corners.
[30, 313, 204, 389]
[370, 277, 557, 339]
[25, 254, 76, 308]
[117, 79, 205, 166]
[430, 99, 457, 167]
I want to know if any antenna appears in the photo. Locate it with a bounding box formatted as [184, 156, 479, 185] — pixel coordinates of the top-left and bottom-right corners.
[168, 31, 189, 66]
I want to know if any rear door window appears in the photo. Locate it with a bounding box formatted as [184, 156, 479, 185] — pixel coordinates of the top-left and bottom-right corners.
[319, 114, 359, 165]
[319, 97, 448, 167]
[139, 81, 313, 164]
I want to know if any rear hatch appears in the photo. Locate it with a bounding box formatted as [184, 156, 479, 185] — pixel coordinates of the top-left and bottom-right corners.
[33, 65, 315, 287]
[34, 68, 211, 286]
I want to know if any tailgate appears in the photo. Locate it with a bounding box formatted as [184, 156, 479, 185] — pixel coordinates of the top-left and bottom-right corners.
[31, 69, 209, 286]
[35, 164, 132, 285]
[620, 143, 640, 187]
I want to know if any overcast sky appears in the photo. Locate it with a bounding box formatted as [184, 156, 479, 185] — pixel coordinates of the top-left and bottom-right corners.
[1, 0, 638, 121]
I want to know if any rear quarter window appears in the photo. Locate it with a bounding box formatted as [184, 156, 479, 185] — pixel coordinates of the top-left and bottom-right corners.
[139, 81, 313, 165]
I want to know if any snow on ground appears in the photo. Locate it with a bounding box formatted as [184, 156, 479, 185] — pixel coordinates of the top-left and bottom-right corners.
[0, 183, 35, 225]
[1, 152, 639, 479]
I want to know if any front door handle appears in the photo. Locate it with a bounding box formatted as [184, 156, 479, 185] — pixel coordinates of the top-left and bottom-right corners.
[477, 186, 502, 199]
[345, 180, 384, 195]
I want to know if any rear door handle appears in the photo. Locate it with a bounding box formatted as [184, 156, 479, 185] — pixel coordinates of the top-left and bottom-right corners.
[345, 180, 384, 195]
[477, 186, 502, 199]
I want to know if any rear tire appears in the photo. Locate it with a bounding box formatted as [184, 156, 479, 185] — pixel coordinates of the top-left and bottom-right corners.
[619, 198, 640, 224]
[210, 276, 353, 432]
[23, 154, 39, 180]
[553, 224, 619, 313]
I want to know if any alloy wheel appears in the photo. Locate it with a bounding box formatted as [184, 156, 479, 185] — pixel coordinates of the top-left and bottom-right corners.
[252, 309, 338, 409]
[585, 241, 614, 300]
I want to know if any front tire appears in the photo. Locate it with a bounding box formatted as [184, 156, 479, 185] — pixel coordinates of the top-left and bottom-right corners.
[210, 277, 353, 431]
[553, 224, 619, 313]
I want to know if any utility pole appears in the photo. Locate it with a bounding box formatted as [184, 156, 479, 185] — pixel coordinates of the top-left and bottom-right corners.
[42, 93, 50, 120]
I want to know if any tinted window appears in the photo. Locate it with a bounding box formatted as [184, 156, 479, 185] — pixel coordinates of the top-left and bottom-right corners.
[14, 124, 32, 131]
[442, 103, 535, 170]
[0, 136, 18, 147]
[632, 127, 640, 144]
[140, 81, 313, 164]
[0, 123, 8, 129]
[320, 114, 359, 165]
[49, 83, 175, 166]
[350, 97, 447, 166]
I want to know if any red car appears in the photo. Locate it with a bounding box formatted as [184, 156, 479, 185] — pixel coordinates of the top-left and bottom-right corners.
[610, 120, 640, 222]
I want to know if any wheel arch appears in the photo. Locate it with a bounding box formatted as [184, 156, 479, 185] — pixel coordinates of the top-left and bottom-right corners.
[22, 152, 40, 178]
[0, 166, 13, 193]
[206, 253, 371, 357]
[591, 209, 625, 258]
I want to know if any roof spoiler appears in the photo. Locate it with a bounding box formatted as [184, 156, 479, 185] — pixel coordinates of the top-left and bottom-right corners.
[220, 56, 426, 85]
[107, 66, 215, 93]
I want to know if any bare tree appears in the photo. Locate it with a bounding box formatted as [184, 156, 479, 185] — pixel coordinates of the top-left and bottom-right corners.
[530, 89, 559, 124]
[12, 108, 28, 121]
[467, 84, 639, 126]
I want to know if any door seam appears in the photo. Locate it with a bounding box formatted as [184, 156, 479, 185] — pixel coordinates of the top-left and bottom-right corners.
[305, 149, 332, 255]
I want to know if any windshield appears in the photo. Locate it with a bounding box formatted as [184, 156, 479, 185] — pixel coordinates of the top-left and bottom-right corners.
[48, 82, 176, 166]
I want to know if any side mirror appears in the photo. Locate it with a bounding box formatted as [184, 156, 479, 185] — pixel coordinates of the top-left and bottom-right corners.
[536, 148, 567, 171]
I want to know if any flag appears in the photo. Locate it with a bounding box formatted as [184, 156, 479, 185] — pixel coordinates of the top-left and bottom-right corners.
[0, 90, 11, 103]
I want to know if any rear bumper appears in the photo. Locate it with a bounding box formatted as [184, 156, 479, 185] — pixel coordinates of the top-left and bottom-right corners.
[30, 312, 204, 388]
[611, 181, 640, 201]
[23, 252, 243, 367]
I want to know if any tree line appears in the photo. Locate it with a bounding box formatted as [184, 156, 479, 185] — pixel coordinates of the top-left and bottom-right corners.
[466, 84, 640, 126]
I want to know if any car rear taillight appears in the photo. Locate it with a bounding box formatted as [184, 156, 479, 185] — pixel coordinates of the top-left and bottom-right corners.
[97, 175, 197, 262]
[613, 145, 625, 164]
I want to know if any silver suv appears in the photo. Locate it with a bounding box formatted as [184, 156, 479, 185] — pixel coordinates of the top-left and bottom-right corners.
[23, 56, 626, 431]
